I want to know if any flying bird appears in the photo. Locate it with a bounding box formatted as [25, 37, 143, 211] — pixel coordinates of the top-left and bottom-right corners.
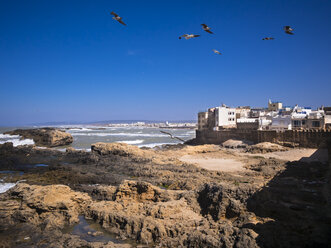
[179, 34, 200, 40]
[110, 11, 126, 25]
[284, 26, 294, 35]
[160, 131, 186, 142]
[212, 49, 222, 55]
[201, 24, 213, 34]
[262, 37, 275, 40]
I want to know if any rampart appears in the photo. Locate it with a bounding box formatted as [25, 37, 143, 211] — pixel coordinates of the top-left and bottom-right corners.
[194, 129, 331, 148]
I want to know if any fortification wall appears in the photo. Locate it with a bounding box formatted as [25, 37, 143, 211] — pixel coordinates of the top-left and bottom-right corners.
[195, 129, 331, 148]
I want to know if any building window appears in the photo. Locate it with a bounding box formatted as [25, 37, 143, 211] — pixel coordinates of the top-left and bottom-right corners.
[312, 121, 320, 127]
[293, 120, 301, 127]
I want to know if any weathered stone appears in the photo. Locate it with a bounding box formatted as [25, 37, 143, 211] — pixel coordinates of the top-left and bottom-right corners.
[0, 140, 330, 247]
[5, 128, 73, 147]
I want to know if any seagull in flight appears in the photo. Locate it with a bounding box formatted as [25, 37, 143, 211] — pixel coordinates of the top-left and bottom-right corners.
[179, 34, 200, 40]
[284, 26, 294, 35]
[160, 131, 186, 142]
[110, 11, 126, 25]
[201, 24, 213, 34]
[262, 37, 275, 40]
[212, 49, 222, 55]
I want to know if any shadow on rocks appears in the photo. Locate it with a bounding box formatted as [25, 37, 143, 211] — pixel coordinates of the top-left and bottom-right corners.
[246, 147, 331, 247]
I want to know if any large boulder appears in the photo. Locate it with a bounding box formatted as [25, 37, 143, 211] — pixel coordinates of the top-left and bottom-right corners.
[0, 183, 91, 229]
[91, 142, 154, 162]
[222, 139, 253, 149]
[245, 142, 288, 153]
[5, 128, 73, 147]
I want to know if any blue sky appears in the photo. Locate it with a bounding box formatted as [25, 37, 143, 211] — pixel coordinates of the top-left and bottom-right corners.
[0, 0, 330, 125]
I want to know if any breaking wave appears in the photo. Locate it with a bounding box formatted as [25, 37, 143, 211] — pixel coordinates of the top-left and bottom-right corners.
[0, 182, 16, 194]
[0, 134, 20, 139]
[116, 140, 144, 145]
[0, 180, 26, 194]
[67, 128, 93, 132]
[0, 133, 35, 147]
[70, 132, 167, 137]
[138, 142, 178, 148]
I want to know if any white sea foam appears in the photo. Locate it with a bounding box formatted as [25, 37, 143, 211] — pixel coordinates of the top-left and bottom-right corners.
[116, 140, 144, 145]
[0, 133, 35, 147]
[0, 134, 20, 139]
[55, 148, 66, 152]
[71, 132, 167, 137]
[36, 146, 48, 149]
[75, 148, 92, 152]
[70, 133, 110, 137]
[55, 147, 91, 152]
[138, 142, 178, 148]
[0, 183, 16, 194]
[68, 128, 93, 132]
[0, 138, 35, 147]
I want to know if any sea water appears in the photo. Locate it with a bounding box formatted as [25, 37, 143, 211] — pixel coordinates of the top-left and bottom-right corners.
[0, 125, 196, 150]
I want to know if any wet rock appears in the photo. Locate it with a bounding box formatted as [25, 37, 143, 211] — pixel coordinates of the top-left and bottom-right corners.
[5, 128, 73, 147]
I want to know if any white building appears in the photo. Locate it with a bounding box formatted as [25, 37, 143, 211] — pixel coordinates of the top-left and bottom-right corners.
[250, 108, 268, 118]
[271, 115, 292, 131]
[235, 107, 251, 119]
[291, 106, 312, 129]
[215, 106, 236, 129]
[324, 107, 331, 129]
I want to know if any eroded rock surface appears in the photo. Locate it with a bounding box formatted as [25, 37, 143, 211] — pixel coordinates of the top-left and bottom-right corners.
[5, 128, 73, 147]
[0, 141, 330, 247]
[245, 142, 289, 153]
[0, 183, 91, 229]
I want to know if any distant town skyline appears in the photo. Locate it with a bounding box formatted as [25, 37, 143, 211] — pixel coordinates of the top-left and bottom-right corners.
[1, 0, 330, 126]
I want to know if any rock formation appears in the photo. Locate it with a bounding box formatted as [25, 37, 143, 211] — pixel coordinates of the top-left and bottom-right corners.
[5, 128, 73, 147]
[0, 141, 330, 247]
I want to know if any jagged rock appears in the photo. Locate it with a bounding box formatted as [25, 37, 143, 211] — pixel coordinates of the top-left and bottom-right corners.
[0, 138, 330, 247]
[91, 185, 117, 201]
[0, 183, 91, 230]
[91, 142, 153, 161]
[197, 183, 256, 221]
[86, 184, 203, 246]
[115, 180, 162, 202]
[5, 128, 73, 147]
[246, 142, 288, 153]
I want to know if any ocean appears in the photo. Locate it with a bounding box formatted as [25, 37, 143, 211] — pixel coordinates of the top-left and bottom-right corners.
[0, 125, 196, 150]
[0, 124, 196, 193]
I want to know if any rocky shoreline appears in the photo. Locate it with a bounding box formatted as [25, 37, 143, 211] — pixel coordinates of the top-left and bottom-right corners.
[4, 128, 73, 147]
[0, 136, 330, 247]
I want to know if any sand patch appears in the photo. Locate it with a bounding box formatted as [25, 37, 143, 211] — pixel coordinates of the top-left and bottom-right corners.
[180, 155, 246, 172]
[245, 148, 328, 162]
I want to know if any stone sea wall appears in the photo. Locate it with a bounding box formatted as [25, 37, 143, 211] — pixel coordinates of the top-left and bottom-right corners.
[195, 129, 331, 148]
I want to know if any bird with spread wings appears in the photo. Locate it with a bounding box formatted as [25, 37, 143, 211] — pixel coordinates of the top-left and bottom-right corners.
[110, 11, 126, 25]
[201, 24, 214, 34]
[160, 131, 186, 142]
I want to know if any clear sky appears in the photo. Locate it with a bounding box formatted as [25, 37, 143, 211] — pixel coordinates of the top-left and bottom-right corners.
[0, 0, 330, 125]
